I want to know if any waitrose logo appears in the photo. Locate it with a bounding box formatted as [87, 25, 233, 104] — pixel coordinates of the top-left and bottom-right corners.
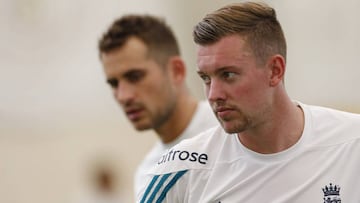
[157, 149, 208, 165]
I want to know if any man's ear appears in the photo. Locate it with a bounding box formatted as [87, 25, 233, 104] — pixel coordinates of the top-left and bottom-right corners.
[168, 56, 186, 85]
[267, 55, 286, 86]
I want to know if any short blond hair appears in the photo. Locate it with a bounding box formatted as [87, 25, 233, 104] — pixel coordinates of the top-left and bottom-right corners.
[193, 2, 286, 65]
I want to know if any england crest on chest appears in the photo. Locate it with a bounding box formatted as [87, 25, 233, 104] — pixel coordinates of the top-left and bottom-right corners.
[322, 183, 341, 203]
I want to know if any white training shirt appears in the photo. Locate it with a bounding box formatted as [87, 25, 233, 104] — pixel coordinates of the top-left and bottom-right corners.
[134, 101, 218, 199]
[139, 102, 360, 203]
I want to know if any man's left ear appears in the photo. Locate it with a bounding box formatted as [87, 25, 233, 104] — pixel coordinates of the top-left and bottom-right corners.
[268, 55, 286, 86]
[168, 56, 186, 84]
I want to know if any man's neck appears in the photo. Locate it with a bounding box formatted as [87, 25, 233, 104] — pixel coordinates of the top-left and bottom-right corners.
[156, 96, 198, 144]
[238, 100, 304, 154]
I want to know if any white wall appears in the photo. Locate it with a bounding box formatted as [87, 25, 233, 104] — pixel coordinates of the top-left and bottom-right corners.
[1, 0, 359, 202]
[275, 0, 360, 110]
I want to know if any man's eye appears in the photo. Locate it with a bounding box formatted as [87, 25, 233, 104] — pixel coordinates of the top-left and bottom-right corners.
[222, 72, 236, 79]
[200, 75, 211, 85]
[107, 79, 118, 88]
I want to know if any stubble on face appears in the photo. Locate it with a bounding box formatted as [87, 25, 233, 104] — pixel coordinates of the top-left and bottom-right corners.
[197, 35, 272, 135]
[101, 37, 179, 132]
[213, 101, 251, 134]
[128, 69, 178, 132]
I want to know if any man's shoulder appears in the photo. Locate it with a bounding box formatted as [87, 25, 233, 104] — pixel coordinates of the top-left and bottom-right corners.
[150, 126, 224, 175]
[301, 102, 360, 145]
[305, 102, 360, 127]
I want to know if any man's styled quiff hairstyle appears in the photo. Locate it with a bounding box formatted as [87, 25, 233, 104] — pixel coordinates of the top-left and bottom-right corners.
[99, 15, 180, 66]
[193, 2, 286, 65]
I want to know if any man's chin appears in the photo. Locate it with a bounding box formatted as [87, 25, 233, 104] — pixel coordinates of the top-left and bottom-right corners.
[221, 123, 245, 134]
[132, 122, 152, 131]
[223, 128, 238, 134]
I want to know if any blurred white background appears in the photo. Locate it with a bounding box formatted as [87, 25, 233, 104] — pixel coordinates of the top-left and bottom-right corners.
[1, 0, 359, 202]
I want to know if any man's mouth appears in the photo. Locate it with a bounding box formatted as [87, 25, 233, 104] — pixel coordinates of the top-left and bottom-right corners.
[214, 106, 234, 119]
[126, 108, 144, 121]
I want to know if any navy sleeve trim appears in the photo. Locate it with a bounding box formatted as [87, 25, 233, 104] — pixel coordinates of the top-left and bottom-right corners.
[140, 170, 188, 203]
[156, 170, 187, 202]
[140, 175, 160, 203]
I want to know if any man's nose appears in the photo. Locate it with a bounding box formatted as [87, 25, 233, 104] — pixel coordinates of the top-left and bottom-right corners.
[207, 79, 226, 102]
[114, 82, 135, 104]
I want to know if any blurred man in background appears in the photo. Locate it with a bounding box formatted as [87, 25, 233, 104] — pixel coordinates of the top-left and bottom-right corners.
[98, 14, 218, 198]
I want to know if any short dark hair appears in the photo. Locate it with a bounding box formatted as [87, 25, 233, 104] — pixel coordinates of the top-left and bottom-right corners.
[193, 2, 286, 65]
[99, 14, 180, 66]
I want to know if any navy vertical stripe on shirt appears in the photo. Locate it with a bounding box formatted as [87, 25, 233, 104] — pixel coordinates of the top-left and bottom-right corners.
[140, 170, 188, 203]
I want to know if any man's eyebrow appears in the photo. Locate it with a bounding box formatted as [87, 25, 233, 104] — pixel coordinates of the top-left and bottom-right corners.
[196, 66, 230, 75]
[196, 70, 205, 75]
[122, 68, 145, 76]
